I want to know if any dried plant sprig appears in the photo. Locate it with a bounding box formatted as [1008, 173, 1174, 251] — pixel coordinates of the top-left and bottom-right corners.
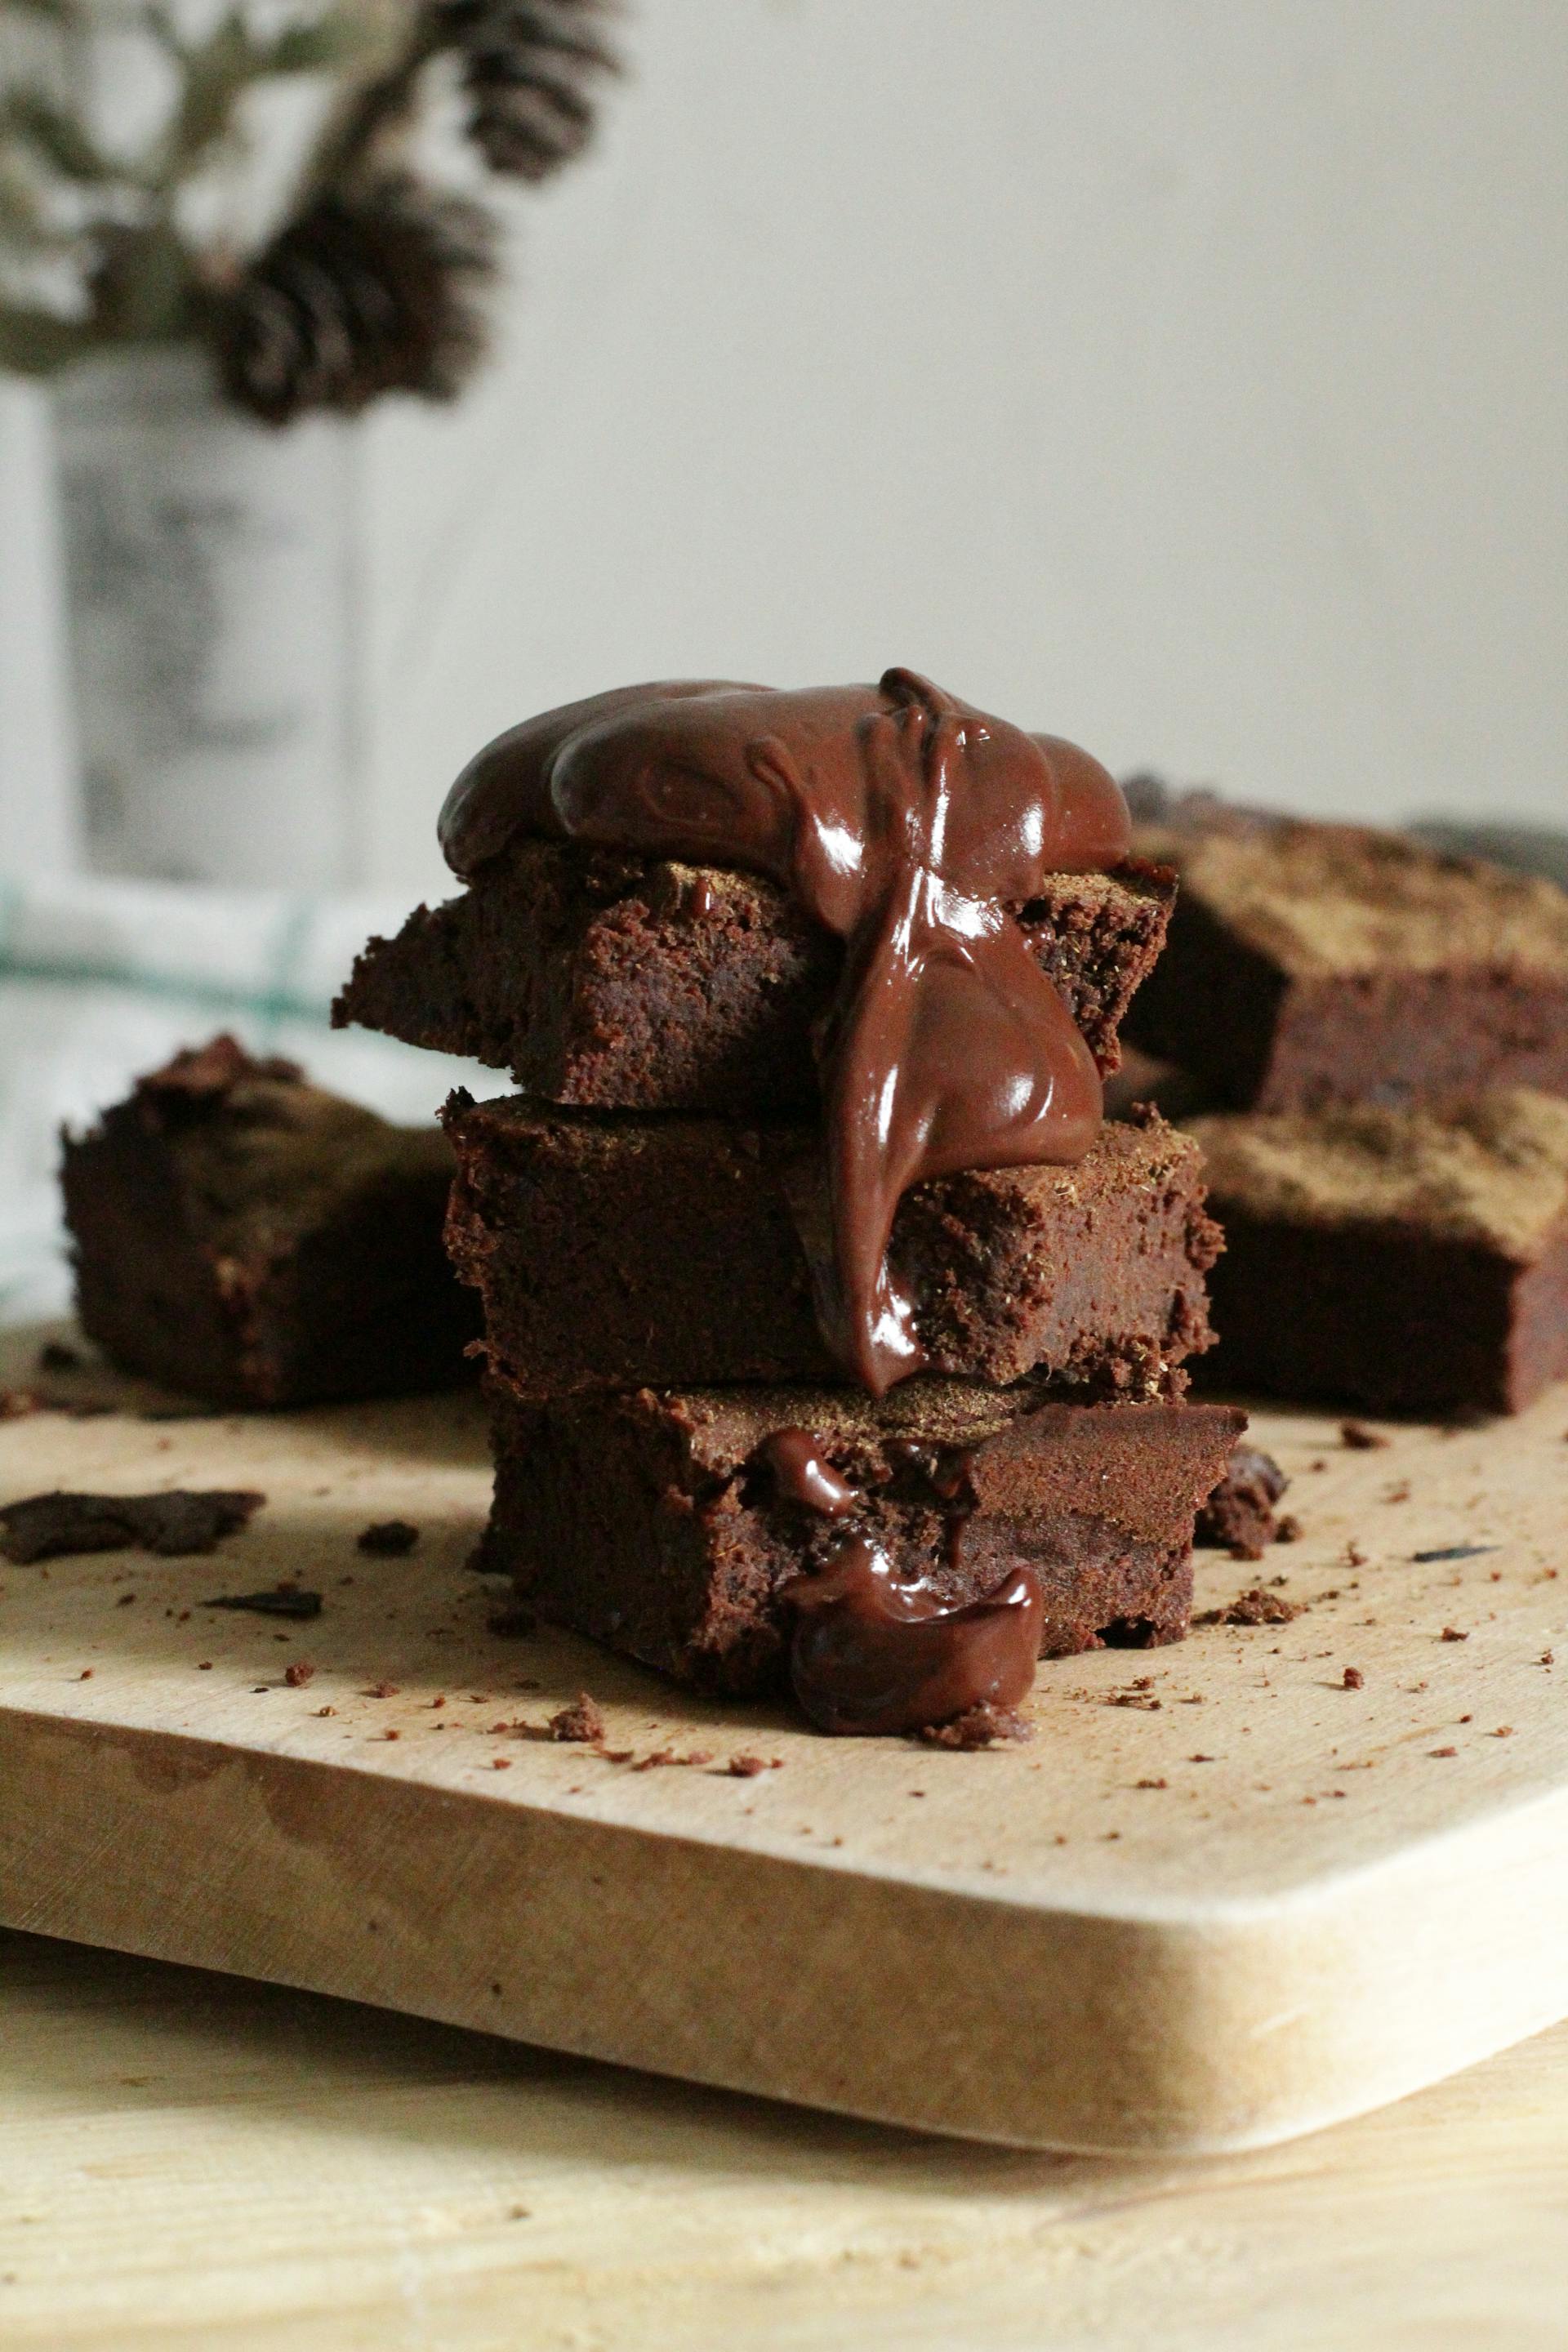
[0, 0, 625, 414]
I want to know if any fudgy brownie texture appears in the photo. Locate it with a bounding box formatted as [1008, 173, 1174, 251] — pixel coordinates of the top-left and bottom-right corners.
[1123, 817, 1568, 1113]
[332, 840, 1176, 1111]
[1190, 1089, 1568, 1414]
[480, 1380, 1247, 1695]
[1195, 1444, 1289, 1558]
[443, 1096, 1220, 1396]
[62, 1036, 479, 1407]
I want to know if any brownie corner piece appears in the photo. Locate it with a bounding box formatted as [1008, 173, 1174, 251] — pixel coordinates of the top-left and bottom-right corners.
[483, 1380, 1248, 1695]
[1125, 817, 1568, 1111]
[1191, 1088, 1568, 1414]
[336, 840, 1175, 1111]
[61, 1036, 477, 1406]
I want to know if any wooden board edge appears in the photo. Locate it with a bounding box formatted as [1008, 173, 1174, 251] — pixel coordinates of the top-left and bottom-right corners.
[3, 1708, 1567, 2155]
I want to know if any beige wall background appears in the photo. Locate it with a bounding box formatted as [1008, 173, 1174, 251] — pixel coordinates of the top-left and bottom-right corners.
[355, 0, 1567, 895]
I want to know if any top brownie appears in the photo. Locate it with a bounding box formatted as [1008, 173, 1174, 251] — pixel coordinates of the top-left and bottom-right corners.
[1124, 813, 1568, 1113]
[333, 838, 1175, 1113]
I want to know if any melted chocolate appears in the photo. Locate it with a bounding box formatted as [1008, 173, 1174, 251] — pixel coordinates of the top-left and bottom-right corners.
[763, 1428, 859, 1517]
[783, 1542, 1044, 1736]
[440, 668, 1128, 1392]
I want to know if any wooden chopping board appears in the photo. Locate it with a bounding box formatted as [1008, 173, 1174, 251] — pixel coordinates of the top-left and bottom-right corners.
[2, 1325, 1566, 2156]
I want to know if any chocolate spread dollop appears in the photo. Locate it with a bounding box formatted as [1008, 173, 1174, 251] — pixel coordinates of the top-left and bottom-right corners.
[439, 667, 1128, 1394]
[782, 1541, 1044, 1737]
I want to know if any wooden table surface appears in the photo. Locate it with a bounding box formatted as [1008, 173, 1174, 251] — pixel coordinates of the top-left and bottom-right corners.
[2, 1924, 1565, 2350]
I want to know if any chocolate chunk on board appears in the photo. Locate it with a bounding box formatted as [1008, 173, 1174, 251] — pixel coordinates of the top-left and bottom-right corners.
[61, 1035, 479, 1408]
[480, 1382, 1245, 1697]
[1191, 1089, 1568, 1414]
[333, 842, 1175, 1113]
[443, 1098, 1219, 1396]
[1124, 817, 1568, 1113]
[203, 1586, 323, 1619]
[1196, 1444, 1290, 1558]
[0, 1487, 265, 1564]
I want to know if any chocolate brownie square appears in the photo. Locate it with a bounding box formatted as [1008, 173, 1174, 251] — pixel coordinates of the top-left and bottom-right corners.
[1124, 818, 1568, 1112]
[62, 1036, 479, 1406]
[1191, 1089, 1568, 1414]
[441, 1096, 1220, 1396]
[333, 842, 1175, 1113]
[480, 1380, 1247, 1695]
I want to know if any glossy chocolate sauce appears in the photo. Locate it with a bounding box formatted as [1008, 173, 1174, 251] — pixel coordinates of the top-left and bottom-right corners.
[439, 668, 1129, 1394]
[762, 1423, 1043, 1734]
[783, 1544, 1044, 1736]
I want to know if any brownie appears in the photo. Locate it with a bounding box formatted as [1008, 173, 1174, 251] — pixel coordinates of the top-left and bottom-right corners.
[1123, 818, 1568, 1112]
[442, 1096, 1220, 1396]
[1190, 1089, 1568, 1414]
[332, 840, 1176, 1111]
[62, 1036, 479, 1406]
[481, 1380, 1248, 1694]
[1195, 1443, 1289, 1558]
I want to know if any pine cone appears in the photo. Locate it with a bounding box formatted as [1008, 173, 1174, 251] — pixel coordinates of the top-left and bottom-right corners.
[427, 0, 621, 182]
[212, 177, 495, 427]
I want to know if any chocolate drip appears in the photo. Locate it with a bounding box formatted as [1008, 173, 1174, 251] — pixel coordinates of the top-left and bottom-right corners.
[439, 667, 1129, 1393]
[783, 1542, 1044, 1737]
[763, 1428, 860, 1517]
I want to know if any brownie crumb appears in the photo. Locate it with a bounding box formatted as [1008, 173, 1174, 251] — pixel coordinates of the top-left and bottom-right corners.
[1196, 1588, 1303, 1627]
[1135, 1775, 1169, 1790]
[357, 1519, 419, 1557]
[548, 1692, 606, 1744]
[1430, 1745, 1459, 1757]
[487, 1602, 537, 1637]
[1275, 1515, 1303, 1542]
[1, 1487, 265, 1565]
[727, 1753, 769, 1778]
[364, 1679, 401, 1697]
[283, 1661, 316, 1687]
[203, 1586, 322, 1620]
[1196, 1444, 1290, 1558]
[1340, 1420, 1389, 1450]
[1342, 1666, 1365, 1690]
[918, 1703, 1032, 1749]
[1440, 1626, 1470, 1642]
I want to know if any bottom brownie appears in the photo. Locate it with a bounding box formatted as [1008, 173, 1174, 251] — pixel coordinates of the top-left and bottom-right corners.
[483, 1381, 1245, 1700]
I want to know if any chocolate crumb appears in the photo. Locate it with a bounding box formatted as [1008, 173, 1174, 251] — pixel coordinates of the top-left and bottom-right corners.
[492, 1757, 513, 1770]
[727, 1753, 768, 1778]
[364, 1680, 401, 1697]
[78, 1667, 93, 1679]
[1340, 1420, 1388, 1450]
[357, 1519, 419, 1557]
[487, 1603, 537, 1637]
[381, 1728, 400, 1740]
[1, 1487, 265, 1564]
[918, 1702, 1031, 1749]
[1430, 1745, 1458, 1757]
[1135, 1775, 1168, 1790]
[283, 1661, 315, 1688]
[1342, 1666, 1364, 1690]
[1494, 1726, 1515, 1738]
[204, 1587, 321, 1620]
[548, 1693, 606, 1744]
[315, 1704, 336, 1717]
[115, 1592, 136, 1606]
[1196, 1588, 1302, 1627]
[1274, 1515, 1303, 1543]
[1440, 1626, 1469, 1642]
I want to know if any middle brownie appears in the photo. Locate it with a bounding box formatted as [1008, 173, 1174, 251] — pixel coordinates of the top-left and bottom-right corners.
[443, 1095, 1220, 1394]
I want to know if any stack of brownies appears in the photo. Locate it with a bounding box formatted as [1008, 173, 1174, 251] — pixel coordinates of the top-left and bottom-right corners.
[1121, 786, 1568, 1416]
[336, 672, 1246, 1735]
